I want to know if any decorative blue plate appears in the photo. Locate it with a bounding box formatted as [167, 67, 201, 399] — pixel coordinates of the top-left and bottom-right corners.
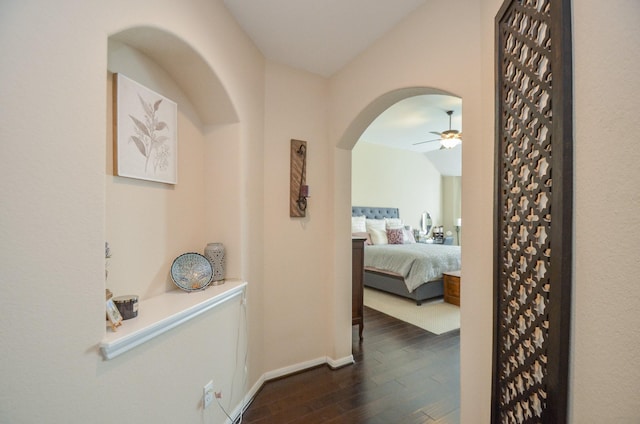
[170, 253, 214, 291]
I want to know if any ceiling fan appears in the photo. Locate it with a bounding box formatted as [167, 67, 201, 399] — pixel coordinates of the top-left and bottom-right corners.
[413, 110, 462, 149]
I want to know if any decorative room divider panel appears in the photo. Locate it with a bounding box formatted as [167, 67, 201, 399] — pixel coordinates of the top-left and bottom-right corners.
[493, 0, 572, 423]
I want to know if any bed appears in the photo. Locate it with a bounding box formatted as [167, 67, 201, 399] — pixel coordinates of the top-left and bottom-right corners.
[352, 206, 461, 305]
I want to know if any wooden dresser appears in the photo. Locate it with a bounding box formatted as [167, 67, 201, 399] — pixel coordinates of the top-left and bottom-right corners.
[352, 237, 366, 340]
[443, 270, 461, 306]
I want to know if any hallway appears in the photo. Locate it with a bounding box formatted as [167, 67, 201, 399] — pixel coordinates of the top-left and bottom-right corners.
[242, 306, 460, 423]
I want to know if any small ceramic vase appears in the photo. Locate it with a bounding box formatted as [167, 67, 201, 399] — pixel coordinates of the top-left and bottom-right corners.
[204, 242, 226, 284]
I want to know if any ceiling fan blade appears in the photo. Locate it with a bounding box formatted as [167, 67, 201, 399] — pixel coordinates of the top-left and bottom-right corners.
[429, 131, 442, 136]
[412, 138, 441, 146]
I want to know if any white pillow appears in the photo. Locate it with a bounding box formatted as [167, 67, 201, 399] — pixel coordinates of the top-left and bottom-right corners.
[351, 215, 366, 233]
[365, 219, 386, 232]
[402, 228, 416, 244]
[385, 218, 403, 228]
[369, 228, 388, 245]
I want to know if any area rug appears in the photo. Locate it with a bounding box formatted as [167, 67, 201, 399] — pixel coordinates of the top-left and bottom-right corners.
[363, 287, 460, 335]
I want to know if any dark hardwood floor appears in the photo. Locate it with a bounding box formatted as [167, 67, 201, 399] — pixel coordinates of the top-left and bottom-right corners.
[241, 306, 460, 424]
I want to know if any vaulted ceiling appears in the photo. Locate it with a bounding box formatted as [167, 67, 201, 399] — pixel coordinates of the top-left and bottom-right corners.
[223, 0, 461, 175]
[223, 0, 428, 77]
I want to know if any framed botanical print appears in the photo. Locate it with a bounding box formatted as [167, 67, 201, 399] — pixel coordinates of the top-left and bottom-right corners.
[114, 73, 178, 184]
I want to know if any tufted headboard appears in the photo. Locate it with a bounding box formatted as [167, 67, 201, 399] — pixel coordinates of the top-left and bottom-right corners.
[352, 206, 399, 220]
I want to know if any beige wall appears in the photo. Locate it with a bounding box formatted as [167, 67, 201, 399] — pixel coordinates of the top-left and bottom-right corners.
[473, 1, 640, 421]
[571, 1, 640, 422]
[352, 142, 442, 229]
[262, 61, 336, 370]
[2, 0, 640, 422]
[106, 41, 210, 299]
[0, 1, 266, 422]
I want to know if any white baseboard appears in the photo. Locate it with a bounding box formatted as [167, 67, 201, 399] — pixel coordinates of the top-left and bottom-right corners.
[327, 354, 355, 369]
[226, 354, 354, 423]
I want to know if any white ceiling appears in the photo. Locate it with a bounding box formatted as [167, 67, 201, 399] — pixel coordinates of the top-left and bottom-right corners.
[223, 0, 427, 77]
[359, 94, 462, 153]
[360, 94, 462, 176]
[223, 0, 461, 175]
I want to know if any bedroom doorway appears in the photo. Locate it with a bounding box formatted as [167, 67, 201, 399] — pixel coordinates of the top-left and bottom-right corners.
[351, 88, 462, 322]
[348, 87, 462, 420]
[352, 92, 462, 244]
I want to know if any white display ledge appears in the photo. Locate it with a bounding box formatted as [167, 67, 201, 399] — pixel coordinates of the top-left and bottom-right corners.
[100, 279, 247, 360]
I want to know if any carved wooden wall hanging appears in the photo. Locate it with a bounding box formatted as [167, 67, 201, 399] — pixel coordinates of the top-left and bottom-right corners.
[493, 0, 572, 423]
[290, 139, 308, 217]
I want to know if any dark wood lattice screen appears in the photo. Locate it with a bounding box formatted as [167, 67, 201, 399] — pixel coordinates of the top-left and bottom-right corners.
[493, 0, 572, 423]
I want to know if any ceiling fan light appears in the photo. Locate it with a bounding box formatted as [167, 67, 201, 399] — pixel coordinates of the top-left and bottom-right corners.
[441, 138, 461, 149]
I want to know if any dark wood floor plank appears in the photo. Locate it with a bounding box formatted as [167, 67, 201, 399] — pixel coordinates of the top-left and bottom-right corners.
[242, 306, 460, 423]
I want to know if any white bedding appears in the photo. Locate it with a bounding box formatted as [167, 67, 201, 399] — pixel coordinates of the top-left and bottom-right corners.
[364, 243, 461, 292]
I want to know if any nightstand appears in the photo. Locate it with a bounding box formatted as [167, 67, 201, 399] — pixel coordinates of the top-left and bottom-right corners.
[443, 270, 461, 306]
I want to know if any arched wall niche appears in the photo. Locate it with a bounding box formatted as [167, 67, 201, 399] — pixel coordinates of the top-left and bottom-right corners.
[109, 26, 238, 127]
[105, 26, 243, 300]
[337, 86, 461, 151]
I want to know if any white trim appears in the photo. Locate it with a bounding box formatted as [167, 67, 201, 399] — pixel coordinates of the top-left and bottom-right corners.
[264, 357, 327, 381]
[100, 280, 247, 360]
[327, 354, 355, 369]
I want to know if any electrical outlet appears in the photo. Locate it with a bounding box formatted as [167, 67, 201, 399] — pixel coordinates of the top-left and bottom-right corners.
[203, 381, 214, 409]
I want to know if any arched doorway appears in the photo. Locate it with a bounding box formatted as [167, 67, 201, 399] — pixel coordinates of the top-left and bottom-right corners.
[345, 87, 464, 420]
[352, 92, 462, 238]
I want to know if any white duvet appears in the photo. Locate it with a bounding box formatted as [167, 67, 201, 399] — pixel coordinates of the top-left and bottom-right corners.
[364, 243, 461, 292]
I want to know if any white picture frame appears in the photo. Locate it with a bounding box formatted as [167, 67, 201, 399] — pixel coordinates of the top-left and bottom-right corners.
[114, 73, 177, 184]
